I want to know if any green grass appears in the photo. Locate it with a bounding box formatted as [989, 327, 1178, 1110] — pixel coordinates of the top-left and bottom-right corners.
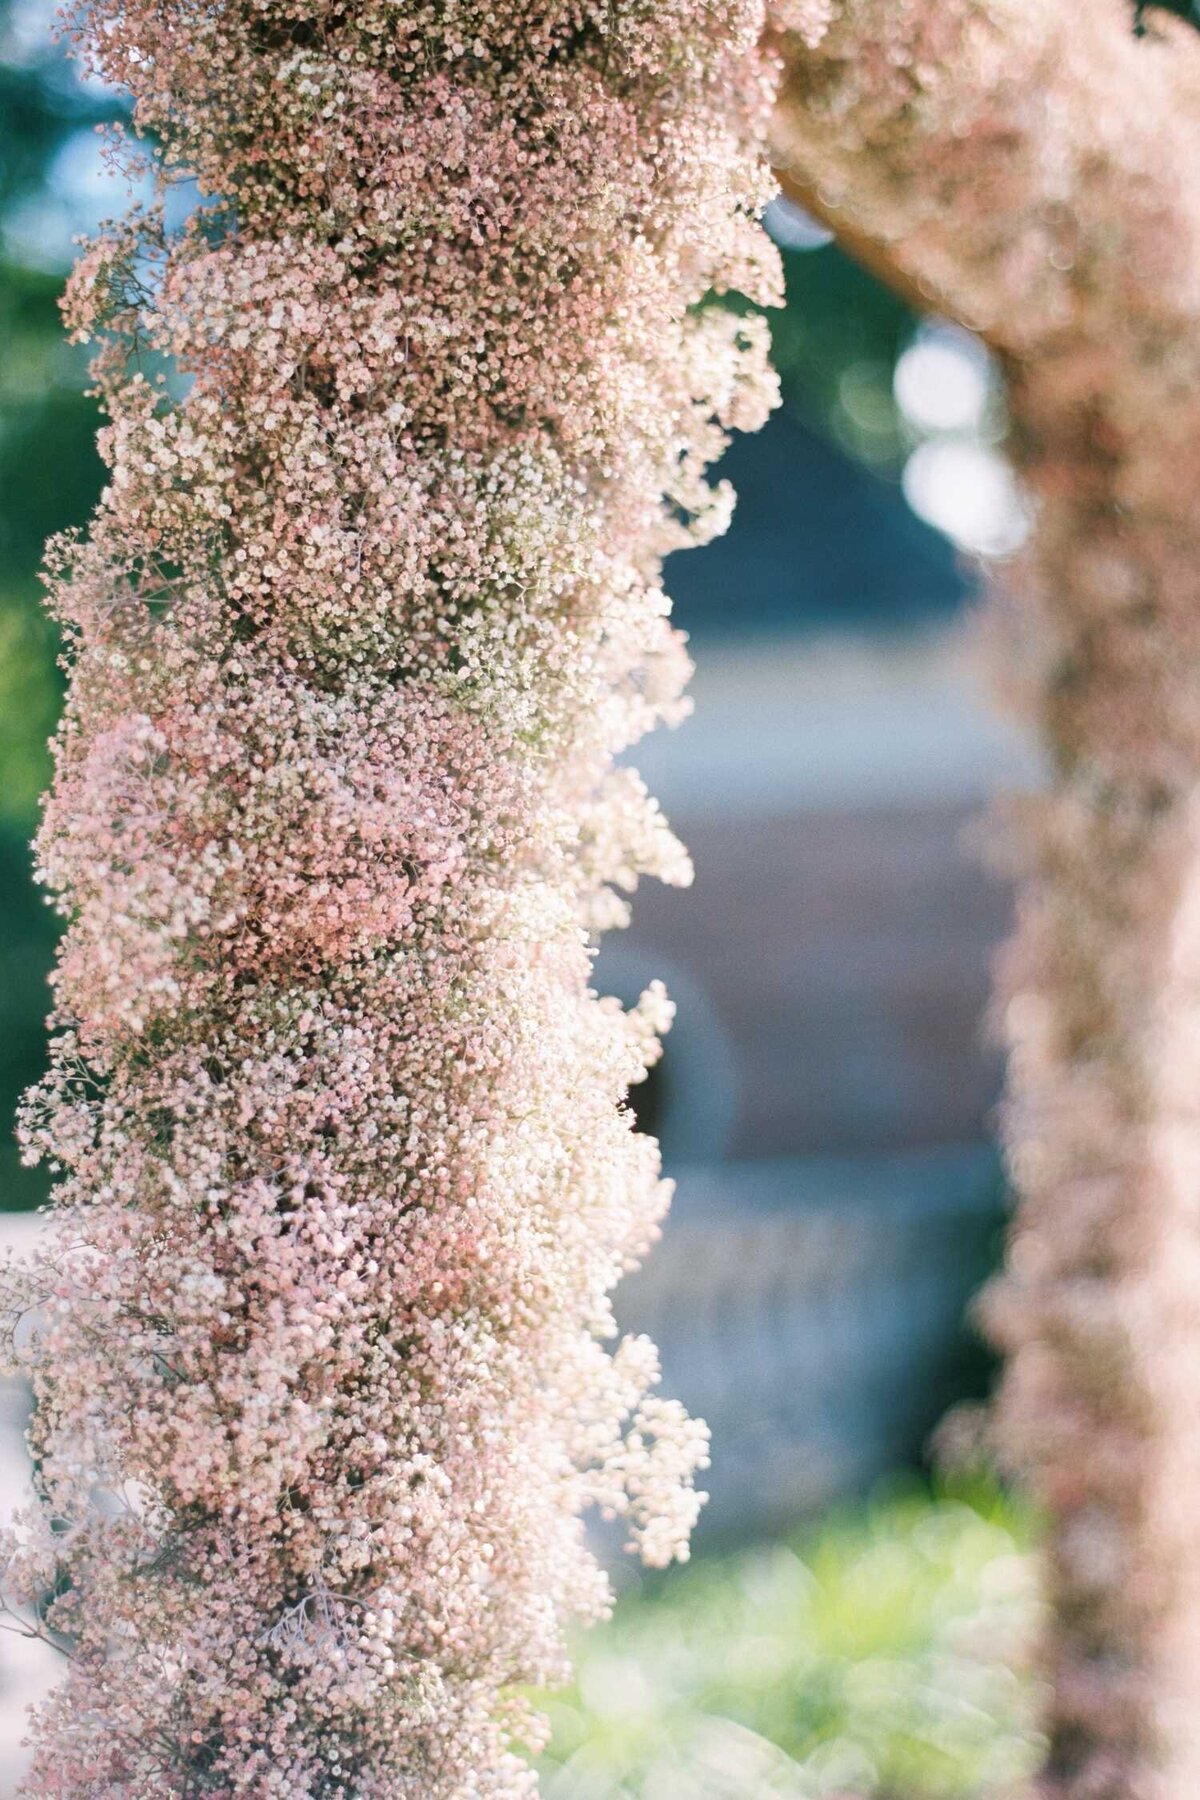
[534, 1481, 1044, 1800]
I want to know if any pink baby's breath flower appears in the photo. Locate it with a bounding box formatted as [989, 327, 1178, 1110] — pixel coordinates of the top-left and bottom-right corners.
[7, 2, 782, 1792]
[770, 7, 1200, 1793]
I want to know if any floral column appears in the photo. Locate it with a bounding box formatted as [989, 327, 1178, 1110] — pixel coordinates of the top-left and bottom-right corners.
[4, 3, 781, 1792]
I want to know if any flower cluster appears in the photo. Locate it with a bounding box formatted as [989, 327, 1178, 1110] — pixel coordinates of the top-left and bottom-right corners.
[6, 3, 782, 1793]
[772, 7, 1200, 1797]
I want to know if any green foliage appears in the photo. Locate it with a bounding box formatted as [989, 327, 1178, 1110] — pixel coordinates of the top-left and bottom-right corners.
[772, 244, 914, 471]
[535, 1482, 1044, 1799]
[1140, 1, 1199, 28]
[0, 2, 113, 1208]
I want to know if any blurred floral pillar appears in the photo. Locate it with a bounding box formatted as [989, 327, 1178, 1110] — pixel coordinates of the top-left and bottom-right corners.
[1, 3, 783, 1792]
[771, 5, 1200, 1796]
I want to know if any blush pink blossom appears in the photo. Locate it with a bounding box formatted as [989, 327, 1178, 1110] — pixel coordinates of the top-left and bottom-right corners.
[771, 7, 1200, 1796]
[3, 3, 783, 1793]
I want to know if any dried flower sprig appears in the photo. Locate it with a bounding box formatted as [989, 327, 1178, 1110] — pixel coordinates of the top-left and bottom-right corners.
[6, 3, 782, 1792]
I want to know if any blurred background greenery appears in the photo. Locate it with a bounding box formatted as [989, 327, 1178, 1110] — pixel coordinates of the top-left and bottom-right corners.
[1, 0, 120, 1213]
[535, 1479, 1042, 1800]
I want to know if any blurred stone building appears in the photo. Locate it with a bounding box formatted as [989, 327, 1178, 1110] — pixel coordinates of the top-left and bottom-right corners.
[605, 410, 1037, 1538]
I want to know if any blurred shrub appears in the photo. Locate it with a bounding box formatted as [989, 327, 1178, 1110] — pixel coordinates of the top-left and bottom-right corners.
[0, 3, 114, 1207]
[534, 1481, 1044, 1800]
